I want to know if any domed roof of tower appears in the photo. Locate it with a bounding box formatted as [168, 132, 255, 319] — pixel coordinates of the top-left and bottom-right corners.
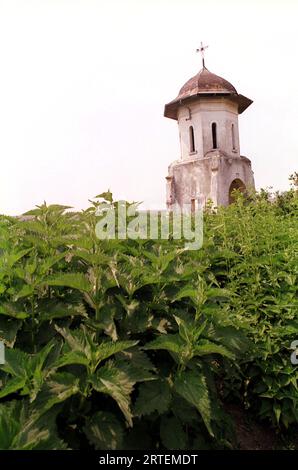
[178, 67, 237, 97]
[164, 66, 252, 120]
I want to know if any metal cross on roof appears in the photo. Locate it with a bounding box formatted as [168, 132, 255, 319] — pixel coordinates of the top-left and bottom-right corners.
[196, 42, 209, 68]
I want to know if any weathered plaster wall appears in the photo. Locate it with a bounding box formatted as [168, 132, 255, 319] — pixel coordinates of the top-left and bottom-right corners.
[177, 97, 240, 161]
[166, 153, 255, 210]
[166, 96, 255, 210]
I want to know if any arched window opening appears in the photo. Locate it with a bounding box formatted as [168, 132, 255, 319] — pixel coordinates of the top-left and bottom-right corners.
[212, 122, 217, 149]
[189, 126, 195, 153]
[229, 179, 246, 204]
[191, 198, 196, 214]
[232, 124, 236, 150]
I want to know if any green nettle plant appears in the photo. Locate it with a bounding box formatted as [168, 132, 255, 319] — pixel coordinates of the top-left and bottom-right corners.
[0, 182, 297, 450]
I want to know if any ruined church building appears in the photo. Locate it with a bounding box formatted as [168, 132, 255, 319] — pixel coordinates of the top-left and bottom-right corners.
[164, 44, 255, 211]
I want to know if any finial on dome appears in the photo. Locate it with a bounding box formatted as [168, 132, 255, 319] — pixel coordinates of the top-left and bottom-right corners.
[196, 41, 209, 68]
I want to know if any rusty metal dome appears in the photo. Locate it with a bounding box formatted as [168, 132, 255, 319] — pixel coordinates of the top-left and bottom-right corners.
[164, 66, 252, 120]
[178, 67, 237, 98]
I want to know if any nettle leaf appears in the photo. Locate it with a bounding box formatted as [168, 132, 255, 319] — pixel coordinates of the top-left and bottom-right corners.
[173, 286, 198, 302]
[174, 316, 207, 344]
[194, 339, 235, 360]
[0, 376, 26, 399]
[113, 357, 155, 384]
[143, 334, 183, 354]
[160, 416, 188, 450]
[95, 340, 139, 365]
[84, 411, 124, 450]
[72, 249, 105, 265]
[94, 191, 113, 203]
[0, 347, 30, 378]
[55, 326, 89, 355]
[174, 370, 213, 437]
[23, 204, 71, 217]
[0, 400, 67, 450]
[2, 248, 33, 269]
[115, 350, 156, 385]
[38, 253, 67, 275]
[13, 284, 34, 300]
[45, 272, 91, 293]
[54, 350, 90, 369]
[90, 362, 136, 426]
[0, 302, 29, 320]
[117, 349, 156, 373]
[55, 325, 138, 372]
[205, 324, 251, 354]
[141, 249, 178, 276]
[116, 294, 140, 317]
[172, 394, 199, 424]
[34, 372, 80, 415]
[37, 301, 87, 323]
[0, 317, 22, 347]
[0, 401, 19, 449]
[0, 342, 58, 401]
[85, 308, 118, 341]
[134, 379, 172, 416]
[206, 287, 234, 301]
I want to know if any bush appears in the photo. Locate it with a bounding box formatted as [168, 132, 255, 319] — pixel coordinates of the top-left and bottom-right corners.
[0, 188, 297, 449]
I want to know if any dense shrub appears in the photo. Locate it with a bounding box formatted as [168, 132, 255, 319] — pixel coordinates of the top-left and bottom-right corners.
[0, 188, 297, 449]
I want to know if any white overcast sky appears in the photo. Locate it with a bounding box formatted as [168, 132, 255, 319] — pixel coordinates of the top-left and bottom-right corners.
[0, 0, 297, 214]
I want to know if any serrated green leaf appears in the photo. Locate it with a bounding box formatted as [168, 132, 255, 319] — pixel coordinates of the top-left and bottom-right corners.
[84, 411, 124, 450]
[0, 400, 67, 450]
[13, 284, 34, 300]
[54, 349, 90, 368]
[0, 347, 30, 377]
[37, 301, 87, 323]
[3, 248, 33, 268]
[38, 253, 67, 275]
[194, 339, 235, 359]
[134, 379, 172, 416]
[94, 191, 113, 203]
[95, 340, 139, 365]
[90, 362, 136, 426]
[172, 287, 198, 302]
[45, 272, 91, 293]
[0, 317, 22, 347]
[34, 372, 80, 415]
[0, 302, 29, 319]
[117, 349, 155, 373]
[174, 370, 213, 437]
[143, 334, 183, 354]
[0, 342, 58, 401]
[0, 376, 26, 399]
[55, 325, 138, 371]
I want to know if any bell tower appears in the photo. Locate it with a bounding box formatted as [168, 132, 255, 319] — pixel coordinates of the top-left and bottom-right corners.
[165, 44, 255, 209]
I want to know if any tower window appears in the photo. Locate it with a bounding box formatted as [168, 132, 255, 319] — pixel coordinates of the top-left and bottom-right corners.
[212, 122, 217, 149]
[189, 126, 195, 153]
[191, 198, 196, 214]
[232, 123, 236, 150]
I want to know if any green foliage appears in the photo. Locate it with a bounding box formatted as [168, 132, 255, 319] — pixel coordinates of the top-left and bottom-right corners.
[84, 411, 124, 450]
[174, 370, 213, 436]
[160, 416, 187, 450]
[134, 379, 172, 416]
[0, 400, 66, 449]
[0, 185, 297, 450]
